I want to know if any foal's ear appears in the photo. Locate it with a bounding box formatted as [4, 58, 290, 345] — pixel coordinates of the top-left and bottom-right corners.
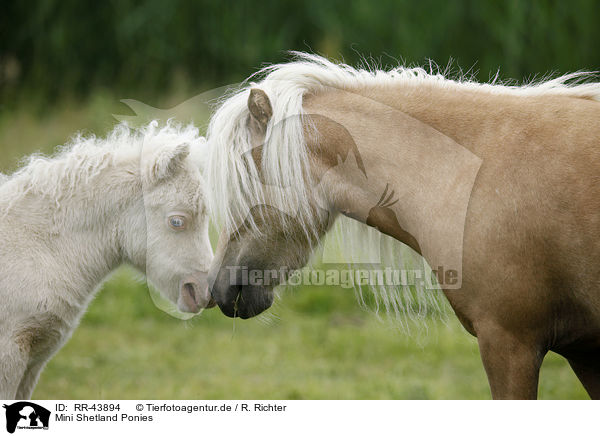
[150, 142, 190, 182]
[248, 88, 273, 129]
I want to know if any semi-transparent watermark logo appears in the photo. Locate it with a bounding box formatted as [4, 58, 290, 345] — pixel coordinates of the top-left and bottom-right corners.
[116, 81, 482, 318]
[226, 265, 458, 289]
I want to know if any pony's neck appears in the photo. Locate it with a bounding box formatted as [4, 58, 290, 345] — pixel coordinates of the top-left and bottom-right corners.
[304, 85, 484, 287]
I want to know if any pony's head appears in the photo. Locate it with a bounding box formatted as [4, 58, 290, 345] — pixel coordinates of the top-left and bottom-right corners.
[206, 69, 335, 318]
[205, 53, 451, 320]
[126, 123, 214, 314]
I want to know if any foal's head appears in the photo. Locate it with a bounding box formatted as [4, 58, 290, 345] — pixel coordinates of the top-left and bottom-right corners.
[125, 124, 214, 314]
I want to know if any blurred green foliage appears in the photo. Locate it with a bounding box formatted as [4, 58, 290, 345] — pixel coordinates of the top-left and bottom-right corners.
[2, 0, 600, 106]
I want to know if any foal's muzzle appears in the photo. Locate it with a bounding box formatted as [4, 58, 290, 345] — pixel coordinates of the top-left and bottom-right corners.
[178, 272, 215, 313]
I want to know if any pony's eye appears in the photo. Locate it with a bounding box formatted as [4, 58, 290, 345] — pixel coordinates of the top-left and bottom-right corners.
[168, 215, 186, 230]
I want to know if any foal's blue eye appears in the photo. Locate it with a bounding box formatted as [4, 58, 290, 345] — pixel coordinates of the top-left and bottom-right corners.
[168, 215, 186, 230]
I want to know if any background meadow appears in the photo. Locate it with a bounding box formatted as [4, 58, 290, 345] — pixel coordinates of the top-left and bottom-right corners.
[1, 0, 597, 399]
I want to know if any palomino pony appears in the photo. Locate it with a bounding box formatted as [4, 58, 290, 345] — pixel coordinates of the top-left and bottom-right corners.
[206, 53, 600, 399]
[0, 122, 214, 399]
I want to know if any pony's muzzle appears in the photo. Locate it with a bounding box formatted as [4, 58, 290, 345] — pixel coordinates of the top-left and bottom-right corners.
[211, 283, 274, 319]
[178, 273, 215, 313]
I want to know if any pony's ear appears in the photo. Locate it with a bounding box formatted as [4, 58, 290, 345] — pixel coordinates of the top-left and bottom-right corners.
[149, 142, 190, 182]
[248, 88, 273, 129]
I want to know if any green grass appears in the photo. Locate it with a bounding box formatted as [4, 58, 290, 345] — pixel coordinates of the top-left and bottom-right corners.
[1, 95, 589, 400]
[31, 269, 587, 399]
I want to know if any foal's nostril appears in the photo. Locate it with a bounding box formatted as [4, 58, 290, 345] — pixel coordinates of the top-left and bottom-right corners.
[183, 282, 197, 305]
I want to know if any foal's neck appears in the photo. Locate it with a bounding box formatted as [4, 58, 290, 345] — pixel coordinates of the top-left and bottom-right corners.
[3, 147, 143, 298]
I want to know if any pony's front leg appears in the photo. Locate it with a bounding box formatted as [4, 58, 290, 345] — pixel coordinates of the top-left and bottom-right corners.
[567, 351, 600, 399]
[477, 327, 545, 399]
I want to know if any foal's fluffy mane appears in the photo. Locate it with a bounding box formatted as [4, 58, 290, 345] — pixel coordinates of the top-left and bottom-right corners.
[2, 121, 205, 208]
[206, 52, 600, 325]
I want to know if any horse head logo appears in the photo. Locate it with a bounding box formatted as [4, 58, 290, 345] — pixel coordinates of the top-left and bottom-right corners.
[3, 402, 50, 433]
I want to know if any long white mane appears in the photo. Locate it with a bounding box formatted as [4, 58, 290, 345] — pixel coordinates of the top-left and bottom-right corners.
[207, 52, 600, 232]
[206, 52, 600, 325]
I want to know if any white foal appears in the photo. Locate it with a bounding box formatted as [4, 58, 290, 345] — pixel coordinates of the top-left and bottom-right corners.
[0, 122, 213, 399]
